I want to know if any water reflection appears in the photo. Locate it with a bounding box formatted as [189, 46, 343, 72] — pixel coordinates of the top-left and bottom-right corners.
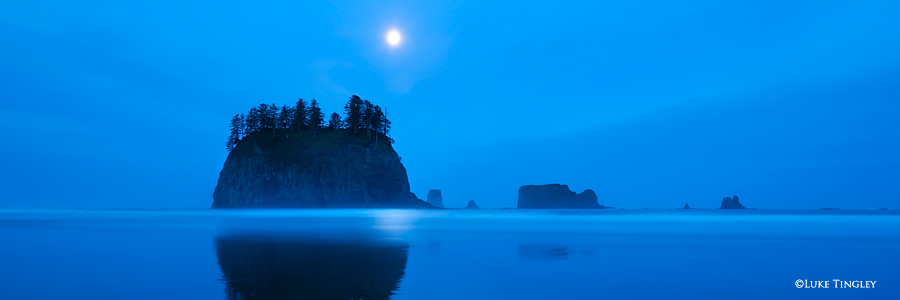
[215, 235, 409, 300]
[518, 245, 569, 260]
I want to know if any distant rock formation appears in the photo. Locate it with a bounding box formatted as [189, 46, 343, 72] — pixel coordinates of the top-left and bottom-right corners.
[426, 190, 444, 208]
[212, 130, 433, 208]
[719, 195, 746, 209]
[683, 203, 691, 209]
[819, 207, 841, 210]
[517, 184, 606, 209]
[465, 200, 479, 209]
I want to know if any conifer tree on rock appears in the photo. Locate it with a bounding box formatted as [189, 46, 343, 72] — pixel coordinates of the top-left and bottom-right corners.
[308, 99, 324, 134]
[327, 112, 342, 129]
[226, 114, 242, 151]
[292, 98, 308, 131]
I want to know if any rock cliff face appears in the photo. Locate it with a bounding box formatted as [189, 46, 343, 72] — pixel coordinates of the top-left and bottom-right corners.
[517, 184, 606, 209]
[719, 195, 746, 209]
[426, 190, 444, 208]
[212, 130, 432, 208]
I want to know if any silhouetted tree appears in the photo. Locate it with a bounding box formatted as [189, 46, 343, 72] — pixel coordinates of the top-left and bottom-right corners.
[373, 105, 384, 143]
[291, 98, 308, 131]
[228, 96, 397, 151]
[269, 103, 278, 135]
[227, 114, 242, 151]
[239, 113, 246, 138]
[309, 99, 324, 134]
[382, 106, 392, 143]
[343, 95, 364, 135]
[256, 104, 270, 130]
[245, 108, 259, 134]
[277, 105, 293, 130]
[327, 112, 342, 129]
[362, 100, 375, 140]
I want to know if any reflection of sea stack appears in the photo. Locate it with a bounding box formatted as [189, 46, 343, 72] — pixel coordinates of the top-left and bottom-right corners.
[466, 200, 479, 209]
[719, 195, 746, 209]
[427, 189, 444, 208]
[216, 236, 408, 300]
[683, 203, 691, 209]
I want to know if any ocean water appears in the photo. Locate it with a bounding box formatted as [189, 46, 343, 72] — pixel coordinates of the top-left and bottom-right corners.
[0, 209, 897, 299]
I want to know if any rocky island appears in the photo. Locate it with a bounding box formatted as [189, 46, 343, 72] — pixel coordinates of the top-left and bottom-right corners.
[719, 195, 746, 209]
[465, 200, 480, 209]
[517, 184, 608, 209]
[212, 95, 432, 208]
[426, 190, 444, 208]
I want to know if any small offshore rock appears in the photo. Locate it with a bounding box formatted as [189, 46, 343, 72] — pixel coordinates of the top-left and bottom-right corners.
[465, 200, 479, 209]
[517, 184, 606, 209]
[426, 189, 444, 208]
[719, 195, 746, 209]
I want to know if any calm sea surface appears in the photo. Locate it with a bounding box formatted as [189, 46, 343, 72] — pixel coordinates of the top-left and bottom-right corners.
[1, 209, 898, 299]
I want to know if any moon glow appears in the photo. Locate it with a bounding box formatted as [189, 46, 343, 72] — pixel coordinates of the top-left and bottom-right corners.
[387, 30, 401, 46]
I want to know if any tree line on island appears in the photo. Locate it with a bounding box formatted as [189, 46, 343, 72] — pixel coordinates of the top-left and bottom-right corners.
[226, 95, 392, 151]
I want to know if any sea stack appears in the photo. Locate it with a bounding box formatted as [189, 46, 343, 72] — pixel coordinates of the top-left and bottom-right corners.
[517, 184, 606, 209]
[683, 203, 691, 209]
[212, 130, 432, 208]
[426, 190, 444, 208]
[465, 200, 479, 209]
[719, 195, 746, 209]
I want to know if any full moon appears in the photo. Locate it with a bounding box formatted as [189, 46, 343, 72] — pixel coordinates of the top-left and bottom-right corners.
[387, 30, 401, 46]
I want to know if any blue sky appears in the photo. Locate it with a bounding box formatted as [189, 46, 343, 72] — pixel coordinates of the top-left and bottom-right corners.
[1, 0, 898, 209]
